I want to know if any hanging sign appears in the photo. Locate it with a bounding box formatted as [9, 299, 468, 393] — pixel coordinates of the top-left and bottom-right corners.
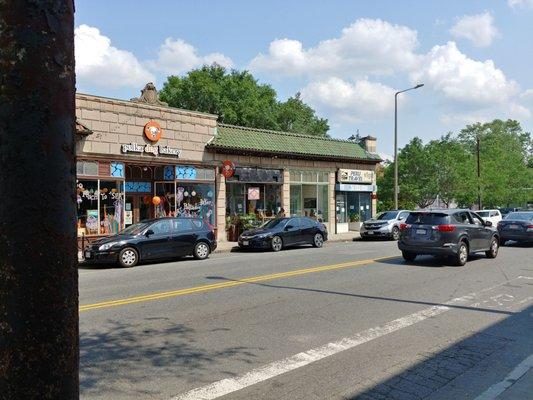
[144, 120, 162, 142]
[247, 187, 260, 200]
[221, 160, 235, 178]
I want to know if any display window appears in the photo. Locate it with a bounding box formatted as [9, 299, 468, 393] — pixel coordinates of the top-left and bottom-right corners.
[154, 182, 176, 218]
[289, 171, 330, 222]
[176, 183, 215, 227]
[226, 183, 281, 218]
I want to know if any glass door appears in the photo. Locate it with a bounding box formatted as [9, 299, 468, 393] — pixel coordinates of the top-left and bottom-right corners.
[154, 181, 176, 218]
[336, 193, 347, 223]
[359, 193, 371, 221]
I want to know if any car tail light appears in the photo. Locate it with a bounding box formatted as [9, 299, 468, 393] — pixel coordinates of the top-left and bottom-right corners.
[400, 223, 410, 231]
[527, 225, 533, 232]
[437, 224, 456, 232]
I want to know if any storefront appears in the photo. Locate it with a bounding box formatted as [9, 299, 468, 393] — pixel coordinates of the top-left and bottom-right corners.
[335, 169, 376, 233]
[289, 171, 329, 222]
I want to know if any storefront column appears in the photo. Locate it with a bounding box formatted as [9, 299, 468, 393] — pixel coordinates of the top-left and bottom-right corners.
[216, 172, 226, 241]
[282, 169, 290, 215]
[328, 172, 336, 233]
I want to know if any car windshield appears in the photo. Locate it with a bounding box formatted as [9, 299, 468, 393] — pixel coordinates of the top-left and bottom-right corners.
[120, 222, 150, 235]
[262, 218, 288, 229]
[505, 212, 533, 221]
[376, 211, 399, 220]
[477, 211, 490, 217]
[405, 212, 449, 225]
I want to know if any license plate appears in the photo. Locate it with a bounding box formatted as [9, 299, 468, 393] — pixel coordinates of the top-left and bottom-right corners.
[509, 224, 519, 229]
[416, 229, 427, 235]
[242, 241, 249, 246]
[84, 251, 91, 259]
[367, 231, 374, 235]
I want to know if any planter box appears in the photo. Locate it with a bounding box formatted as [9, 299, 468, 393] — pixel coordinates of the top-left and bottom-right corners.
[348, 222, 361, 231]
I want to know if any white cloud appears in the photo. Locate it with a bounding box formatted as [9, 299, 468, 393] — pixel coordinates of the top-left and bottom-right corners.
[520, 88, 533, 99]
[250, 18, 420, 78]
[75, 25, 155, 88]
[147, 38, 233, 75]
[412, 41, 518, 106]
[508, 0, 533, 8]
[449, 12, 498, 47]
[300, 77, 395, 122]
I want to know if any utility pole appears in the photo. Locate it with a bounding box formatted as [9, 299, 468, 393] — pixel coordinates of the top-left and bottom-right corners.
[476, 135, 482, 210]
[0, 1, 78, 399]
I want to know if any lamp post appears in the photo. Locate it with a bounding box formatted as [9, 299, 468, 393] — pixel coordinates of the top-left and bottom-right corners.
[394, 83, 424, 210]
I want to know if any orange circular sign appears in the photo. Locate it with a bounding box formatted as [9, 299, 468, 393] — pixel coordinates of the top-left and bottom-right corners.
[221, 160, 235, 178]
[144, 120, 162, 142]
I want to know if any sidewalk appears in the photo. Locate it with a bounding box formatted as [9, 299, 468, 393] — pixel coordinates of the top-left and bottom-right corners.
[214, 231, 360, 253]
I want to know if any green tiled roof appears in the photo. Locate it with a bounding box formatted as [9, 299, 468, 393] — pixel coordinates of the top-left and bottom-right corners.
[207, 124, 381, 162]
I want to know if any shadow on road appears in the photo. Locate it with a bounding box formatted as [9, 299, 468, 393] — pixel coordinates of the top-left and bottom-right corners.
[344, 304, 533, 399]
[80, 318, 260, 398]
[204, 277, 513, 316]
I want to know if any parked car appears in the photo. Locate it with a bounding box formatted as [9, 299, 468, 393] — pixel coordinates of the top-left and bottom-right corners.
[477, 209, 503, 226]
[238, 217, 327, 251]
[398, 209, 499, 266]
[83, 217, 217, 267]
[497, 211, 533, 245]
[360, 210, 410, 240]
[498, 207, 521, 218]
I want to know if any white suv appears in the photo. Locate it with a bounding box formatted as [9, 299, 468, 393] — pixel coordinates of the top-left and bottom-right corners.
[477, 209, 502, 226]
[360, 210, 410, 240]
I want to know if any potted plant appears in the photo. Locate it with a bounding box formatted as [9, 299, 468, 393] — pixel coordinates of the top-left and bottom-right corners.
[348, 212, 361, 231]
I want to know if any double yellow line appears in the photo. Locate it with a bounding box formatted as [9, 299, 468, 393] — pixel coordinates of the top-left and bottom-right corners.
[79, 255, 397, 313]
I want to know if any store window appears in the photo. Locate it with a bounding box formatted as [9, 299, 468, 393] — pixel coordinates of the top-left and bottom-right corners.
[226, 183, 281, 217]
[289, 171, 330, 222]
[77, 161, 98, 176]
[154, 182, 176, 218]
[176, 183, 215, 227]
[76, 179, 124, 236]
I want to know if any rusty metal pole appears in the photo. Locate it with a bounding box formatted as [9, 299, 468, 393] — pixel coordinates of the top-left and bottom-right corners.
[0, 1, 78, 399]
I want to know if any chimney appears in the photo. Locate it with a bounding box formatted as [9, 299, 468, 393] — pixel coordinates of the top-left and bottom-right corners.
[361, 135, 377, 153]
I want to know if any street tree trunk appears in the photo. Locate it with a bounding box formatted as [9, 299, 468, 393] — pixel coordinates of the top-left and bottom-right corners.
[0, 1, 78, 399]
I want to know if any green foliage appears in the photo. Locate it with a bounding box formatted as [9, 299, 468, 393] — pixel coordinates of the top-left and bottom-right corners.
[160, 64, 329, 136]
[377, 119, 532, 209]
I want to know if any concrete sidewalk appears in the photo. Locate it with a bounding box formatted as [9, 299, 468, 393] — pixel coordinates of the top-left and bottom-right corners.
[214, 231, 362, 253]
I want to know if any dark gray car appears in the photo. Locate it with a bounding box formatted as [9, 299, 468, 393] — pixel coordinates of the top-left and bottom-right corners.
[498, 211, 533, 245]
[398, 209, 499, 266]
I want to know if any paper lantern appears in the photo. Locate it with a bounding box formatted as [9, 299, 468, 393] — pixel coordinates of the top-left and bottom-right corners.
[152, 196, 161, 206]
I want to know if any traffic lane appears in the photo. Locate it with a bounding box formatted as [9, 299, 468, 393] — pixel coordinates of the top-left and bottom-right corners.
[79, 247, 531, 399]
[78, 240, 400, 306]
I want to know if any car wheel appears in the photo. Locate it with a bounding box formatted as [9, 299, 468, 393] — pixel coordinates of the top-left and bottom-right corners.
[271, 236, 283, 252]
[402, 251, 417, 262]
[312, 233, 324, 248]
[118, 247, 138, 268]
[194, 242, 210, 260]
[485, 237, 499, 259]
[391, 226, 400, 241]
[455, 241, 468, 266]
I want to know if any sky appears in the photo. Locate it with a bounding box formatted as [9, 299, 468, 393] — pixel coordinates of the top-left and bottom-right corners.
[75, 0, 533, 156]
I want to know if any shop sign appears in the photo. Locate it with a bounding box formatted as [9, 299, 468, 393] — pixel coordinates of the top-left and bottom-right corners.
[338, 169, 374, 184]
[335, 183, 376, 192]
[247, 187, 260, 200]
[124, 211, 133, 225]
[121, 143, 181, 157]
[221, 160, 235, 178]
[144, 120, 162, 142]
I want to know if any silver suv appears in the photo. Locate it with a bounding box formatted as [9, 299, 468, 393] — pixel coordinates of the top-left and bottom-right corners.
[360, 210, 410, 240]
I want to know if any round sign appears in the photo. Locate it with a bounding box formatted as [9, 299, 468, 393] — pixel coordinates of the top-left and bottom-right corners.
[221, 160, 235, 178]
[152, 196, 161, 206]
[144, 120, 162, 142]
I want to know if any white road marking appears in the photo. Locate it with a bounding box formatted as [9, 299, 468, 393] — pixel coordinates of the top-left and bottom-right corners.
[473, 353, 533, 400]
[170, 278, 527, 400]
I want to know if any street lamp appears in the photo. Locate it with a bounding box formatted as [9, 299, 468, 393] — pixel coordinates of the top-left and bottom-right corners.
[394, 83, 424, 210]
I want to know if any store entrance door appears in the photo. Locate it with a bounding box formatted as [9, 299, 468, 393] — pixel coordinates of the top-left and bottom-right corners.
[125, 195, 152, 226]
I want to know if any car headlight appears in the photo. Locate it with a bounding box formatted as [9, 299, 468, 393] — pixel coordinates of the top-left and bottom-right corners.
[99, 241, 126, 251]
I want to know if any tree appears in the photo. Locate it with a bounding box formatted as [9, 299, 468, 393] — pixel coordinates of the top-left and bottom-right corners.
[0, 0, 78, 398]
[458, 119, 532, 207]
[159, 64, 329, 136]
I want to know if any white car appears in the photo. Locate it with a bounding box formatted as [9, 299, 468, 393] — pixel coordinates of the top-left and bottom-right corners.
[477, 209, 502, 226]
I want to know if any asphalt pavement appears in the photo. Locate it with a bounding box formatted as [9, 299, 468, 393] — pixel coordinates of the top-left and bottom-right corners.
[79, 239, 533, 400]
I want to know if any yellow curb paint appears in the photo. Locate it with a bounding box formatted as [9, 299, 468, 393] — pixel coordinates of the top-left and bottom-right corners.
[79, 255, 398, 313]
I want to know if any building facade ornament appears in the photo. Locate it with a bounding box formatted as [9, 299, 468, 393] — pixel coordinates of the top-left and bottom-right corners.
[130, 82, 168, 106]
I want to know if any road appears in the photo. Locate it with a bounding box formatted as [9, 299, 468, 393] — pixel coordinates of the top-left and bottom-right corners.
[79, 240, 533, 400]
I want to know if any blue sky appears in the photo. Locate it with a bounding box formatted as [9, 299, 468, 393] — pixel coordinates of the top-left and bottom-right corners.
[75, 0, 533, 156]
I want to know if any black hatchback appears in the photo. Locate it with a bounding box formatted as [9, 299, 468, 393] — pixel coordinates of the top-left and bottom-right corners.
[398, 209, 499, 266]
[238, 217, 328, 252]
[83, 217, 217, 267]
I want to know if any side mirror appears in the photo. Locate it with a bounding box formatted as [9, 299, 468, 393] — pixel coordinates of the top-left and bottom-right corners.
[145, 229, 155, 237]
[285, 225, 293, 231]
[484, 220, 492, 227]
